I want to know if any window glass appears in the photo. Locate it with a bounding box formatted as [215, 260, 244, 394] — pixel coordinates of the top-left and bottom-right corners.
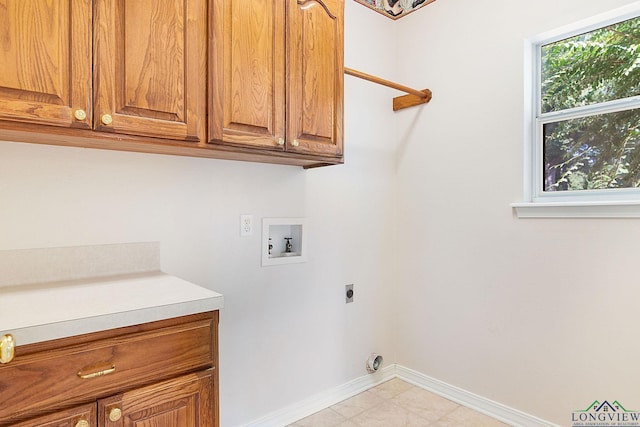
[536, 14, 640, 196]
[543, 108, 640, 191]
[541, 17, 640, 114]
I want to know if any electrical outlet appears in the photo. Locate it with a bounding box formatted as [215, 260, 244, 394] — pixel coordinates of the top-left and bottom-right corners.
[345, 284, 354, 303]
[240, 214, 253, 236]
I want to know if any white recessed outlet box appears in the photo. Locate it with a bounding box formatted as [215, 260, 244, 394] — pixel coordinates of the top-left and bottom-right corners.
[262, 218, 307, 266]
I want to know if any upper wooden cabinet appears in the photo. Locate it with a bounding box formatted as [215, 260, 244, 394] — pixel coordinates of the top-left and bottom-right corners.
[210, 0, 285, 150]
[0, 0, 92, 129]
[210, 0, 344, 159]
[0, 0, 206, 142]
[94, 0, 207, 142]
[0, 0, 343, 167]
[286, 0, 344, 158]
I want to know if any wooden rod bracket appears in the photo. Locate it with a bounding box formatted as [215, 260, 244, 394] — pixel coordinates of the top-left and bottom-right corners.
[344, 67, 432, 111]
[393, 89, 432, 111]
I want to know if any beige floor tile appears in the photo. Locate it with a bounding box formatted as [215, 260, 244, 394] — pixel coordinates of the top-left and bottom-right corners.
[392, 387, 459, 422]
[349, 400, 431, 427]
[330, 390, 386, 418]
[289, 408, 348, 427]
[435, 406, 510, 427]
[288, 379, 512, 427]
[368, 378, 415, 400]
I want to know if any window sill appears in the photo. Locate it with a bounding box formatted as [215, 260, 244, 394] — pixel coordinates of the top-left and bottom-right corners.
[511, 201, 640, 218]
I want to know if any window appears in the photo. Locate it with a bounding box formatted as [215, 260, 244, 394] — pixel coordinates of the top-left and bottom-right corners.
[514, 4, 640, 217]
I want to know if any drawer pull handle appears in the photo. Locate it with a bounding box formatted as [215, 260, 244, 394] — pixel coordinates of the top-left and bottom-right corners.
[0, 334, 15, 364]
[77, 364, 116, 379]
[75, 419, 90, 427]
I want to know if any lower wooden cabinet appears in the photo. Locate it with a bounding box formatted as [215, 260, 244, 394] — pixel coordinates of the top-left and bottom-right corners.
[11, 403, 96, 427]
[0, 312, 219, 427]
[15, 371, 213, 427]
[99, 370, 214, 427]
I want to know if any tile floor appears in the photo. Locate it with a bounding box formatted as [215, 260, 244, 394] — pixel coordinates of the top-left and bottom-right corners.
[287, 378, 511, 427]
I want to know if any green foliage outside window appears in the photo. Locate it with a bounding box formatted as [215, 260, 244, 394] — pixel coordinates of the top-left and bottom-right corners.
[541, 16, 640, 191]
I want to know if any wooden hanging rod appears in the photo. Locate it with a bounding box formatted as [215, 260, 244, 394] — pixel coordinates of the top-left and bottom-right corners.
[344, 67, 426, 98]
[344, 67, 432, 111]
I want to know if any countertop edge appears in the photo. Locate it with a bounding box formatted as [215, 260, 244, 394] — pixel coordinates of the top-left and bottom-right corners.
[0, 272, 224, 346]
[7, 297, 224, 346]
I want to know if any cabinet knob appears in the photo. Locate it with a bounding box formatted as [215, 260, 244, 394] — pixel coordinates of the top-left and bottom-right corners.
[0, 334, 15, 364]
[291, 139, 300, 147]
[109, 407, 122, 422]
[277, 137, 285, 146]
[75, 419, 90, 427]
[101, 114, 113, 126]
[73, 109, 87, 121]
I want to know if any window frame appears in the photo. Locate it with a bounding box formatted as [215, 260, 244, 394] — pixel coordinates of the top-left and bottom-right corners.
[514, 3, 640, 218]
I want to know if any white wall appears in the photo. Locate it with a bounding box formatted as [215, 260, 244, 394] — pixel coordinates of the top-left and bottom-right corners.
[0, 2, 397, 425]
[7, 1, 636, 425]
[394, 0, 640, 425]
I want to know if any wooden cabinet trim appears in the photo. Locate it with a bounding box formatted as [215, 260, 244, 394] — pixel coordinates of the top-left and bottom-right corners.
[0, 123, 343, 168]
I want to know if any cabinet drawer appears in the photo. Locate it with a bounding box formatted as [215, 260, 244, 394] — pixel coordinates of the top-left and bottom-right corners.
[0, 314, 215, 423]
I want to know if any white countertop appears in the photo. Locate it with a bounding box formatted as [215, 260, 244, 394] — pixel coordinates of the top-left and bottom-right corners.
[0, 272, 224, 346]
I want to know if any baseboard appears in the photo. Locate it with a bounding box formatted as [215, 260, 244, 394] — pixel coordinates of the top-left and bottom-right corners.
[242, 366, 396, 427]
[242, 364, 560, 427]
[395, 365, 560, 427]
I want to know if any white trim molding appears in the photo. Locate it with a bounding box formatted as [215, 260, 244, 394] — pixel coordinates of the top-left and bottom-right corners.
[395, 365, 560, 427]
[242, 364, 560, 427]
[512, 200, 640, 218]
[242, 366, 395, 427]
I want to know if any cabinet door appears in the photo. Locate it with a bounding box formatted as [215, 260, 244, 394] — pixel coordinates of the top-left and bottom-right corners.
[287, 0, 344, 157]
[98, 370, 215, 427]
[209, 0, 286, 150]
[94, 0, 206, 142]
[0, 0, 92, 129]
[10, 403, 96, 427]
